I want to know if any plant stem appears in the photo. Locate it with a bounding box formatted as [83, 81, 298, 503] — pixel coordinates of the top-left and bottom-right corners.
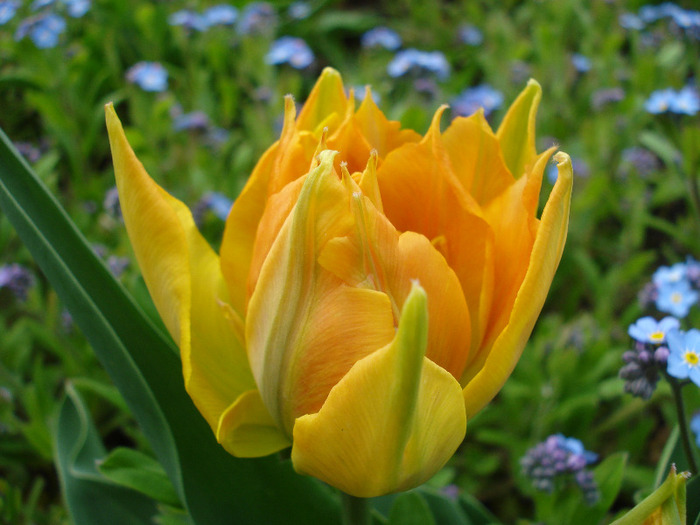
[341, 492, 371, 525]
[669, 377, 698, 474]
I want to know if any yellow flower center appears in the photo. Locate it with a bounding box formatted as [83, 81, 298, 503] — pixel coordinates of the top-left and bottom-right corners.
[649, 331, 665, 343]
[671, 292, 682, 304]
[684, 351, 699, 366]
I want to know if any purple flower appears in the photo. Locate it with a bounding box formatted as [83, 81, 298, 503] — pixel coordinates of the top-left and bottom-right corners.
[361, 26, 401, 51]
[458, 24, 483, 46]
[0, 1, 19, 25]
[173, 111, 210, 132]
[620, 147, 659, 177]
[265, 36, 314, 69]
[126, 61, 168, 92]
[16, 13, 66, 48]
[591, 87, 625, 110]
[628, 316, 680, 344]
[451, 84, 503, 117]
[387, 49, 450, 80]
[237, 2, 276, 35]
[667, 329, 700, 386]
[0, 264, 35, 301]
[521, 434, 599, 505]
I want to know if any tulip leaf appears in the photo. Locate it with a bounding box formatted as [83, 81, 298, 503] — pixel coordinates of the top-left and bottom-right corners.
[0, 127, 341, 523]
[55, 383, 158, 524]
[97, 447, 182, 508]
[389, 492, 436, 525]
[686, 475, 700, 525]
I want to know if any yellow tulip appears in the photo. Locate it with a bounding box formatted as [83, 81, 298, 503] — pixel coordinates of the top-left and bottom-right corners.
[105, 67, 572, 498]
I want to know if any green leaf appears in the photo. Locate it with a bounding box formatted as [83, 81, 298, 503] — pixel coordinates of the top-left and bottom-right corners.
[639, 131, 681, 168]
[686, 475, 700, 525]
[389, 492, 436, 525]
[55, 384, 158, 524]
[458, 492, 501, 524]
[97, 448, 181, 508]
[0, 123, 341, 523]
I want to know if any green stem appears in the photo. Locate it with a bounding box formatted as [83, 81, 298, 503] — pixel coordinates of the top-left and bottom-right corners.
[669, 377, 698, 474]
[341, 492, 371, 525]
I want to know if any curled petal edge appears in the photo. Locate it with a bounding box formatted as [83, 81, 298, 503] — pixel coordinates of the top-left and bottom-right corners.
[462, 152, 573, 418]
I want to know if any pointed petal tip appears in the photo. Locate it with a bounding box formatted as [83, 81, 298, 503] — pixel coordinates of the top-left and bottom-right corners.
[553, 151, 574, 185]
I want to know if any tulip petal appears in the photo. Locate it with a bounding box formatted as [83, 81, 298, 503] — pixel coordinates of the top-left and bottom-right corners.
[296, 67, 349, 134]
[246, 151, 396, 435]
[106, 104, 255, 435]
[462, 152, 573, 418]
[442, 110, 514, 206]
[291, 284, 466, 498]
[353, 88, 421, 159]
[378, 107, 494, 353]
[496, 79, 541, 179]
[216, 389, 291, 458]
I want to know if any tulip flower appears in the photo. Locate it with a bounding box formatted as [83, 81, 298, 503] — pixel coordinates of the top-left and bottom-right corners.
[105, 68, 572, 498]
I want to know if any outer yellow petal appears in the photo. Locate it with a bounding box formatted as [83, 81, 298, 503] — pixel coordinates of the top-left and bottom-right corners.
[216, 389, 291, 458]
[291, 284, 466, 498]
[496, 79, 541, 179]
[462, 152, 573, 417]
[106, 104, 255, 434]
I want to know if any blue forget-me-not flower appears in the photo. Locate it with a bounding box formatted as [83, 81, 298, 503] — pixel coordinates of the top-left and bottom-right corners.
[126, 62, 169, 92]
[361, 26, 402, 51]
[265, 36, 314, 69]
[667, 329, 700, 387]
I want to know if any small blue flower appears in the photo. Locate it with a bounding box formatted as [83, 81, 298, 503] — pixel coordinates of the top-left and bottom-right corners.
[628, 316, 680, 344]
[691, 412, 700, 448]
[169, 10, 207, 31]
[458, 24, 483, 46]
[15, 13, 66, 48]
[126, 61, 168, 92]
[645, 88, 677, 114]
[653, 263, 688, 286]
[619, 12, 645, 30]
[656, 280, 698, 318]
[667, 329, 700, 386]
[205, 192, 233, 221]
[571, 53, 591, 73]
[202, 5, 238, 28]
[452, 84, 504, 117]
[0, 1, 19, 25]
[265, 36, 314, 69]
[63, 0, 90, 18]
[237, 2, 276, 35]
[352, 86, 381, 105]
[288, 1, 311, 20]
[361, 26, 402, 51]
[387, 49, 450, 80]
[671, 86, 700, 116]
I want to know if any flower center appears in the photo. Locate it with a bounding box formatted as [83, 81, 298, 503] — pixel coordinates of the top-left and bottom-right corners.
[684, 351, 699, 366]
[649, 331, 665, 343]
[671, 292, 682, 304]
